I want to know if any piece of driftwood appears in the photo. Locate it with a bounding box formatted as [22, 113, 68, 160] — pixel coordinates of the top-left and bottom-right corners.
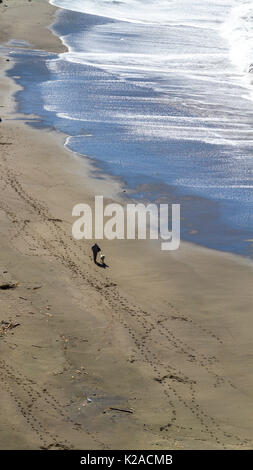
[48, 218, 63, 222]
[103, 407, 134, 414]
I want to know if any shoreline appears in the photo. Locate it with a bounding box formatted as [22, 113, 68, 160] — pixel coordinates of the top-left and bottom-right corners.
[0, 0, 252, 450]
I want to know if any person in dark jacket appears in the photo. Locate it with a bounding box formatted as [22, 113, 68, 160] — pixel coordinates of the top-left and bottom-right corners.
[91, 243, 101, 264]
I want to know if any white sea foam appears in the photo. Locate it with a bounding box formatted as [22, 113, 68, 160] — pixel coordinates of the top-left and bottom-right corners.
[222, 0, 253, 99]
[222, 1, 253, 72]
[50, 0, 229, 27]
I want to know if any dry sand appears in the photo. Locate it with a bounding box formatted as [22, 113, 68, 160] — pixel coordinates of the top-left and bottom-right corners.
[0, 0, 252, 450]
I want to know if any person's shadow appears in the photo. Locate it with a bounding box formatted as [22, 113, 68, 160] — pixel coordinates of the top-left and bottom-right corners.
[96, 261, 109, 269]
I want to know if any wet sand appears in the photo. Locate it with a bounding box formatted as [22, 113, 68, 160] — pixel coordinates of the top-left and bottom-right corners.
[0, 0, 252, 450]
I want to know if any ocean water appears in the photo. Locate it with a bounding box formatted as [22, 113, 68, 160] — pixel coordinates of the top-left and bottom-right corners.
[7, 0, 253, 256]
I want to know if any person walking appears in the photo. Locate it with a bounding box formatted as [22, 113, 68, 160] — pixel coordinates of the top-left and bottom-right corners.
[91, 243, 101, 264]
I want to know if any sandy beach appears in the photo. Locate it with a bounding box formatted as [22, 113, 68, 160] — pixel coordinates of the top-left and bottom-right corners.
[0, 0, 252, 450]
